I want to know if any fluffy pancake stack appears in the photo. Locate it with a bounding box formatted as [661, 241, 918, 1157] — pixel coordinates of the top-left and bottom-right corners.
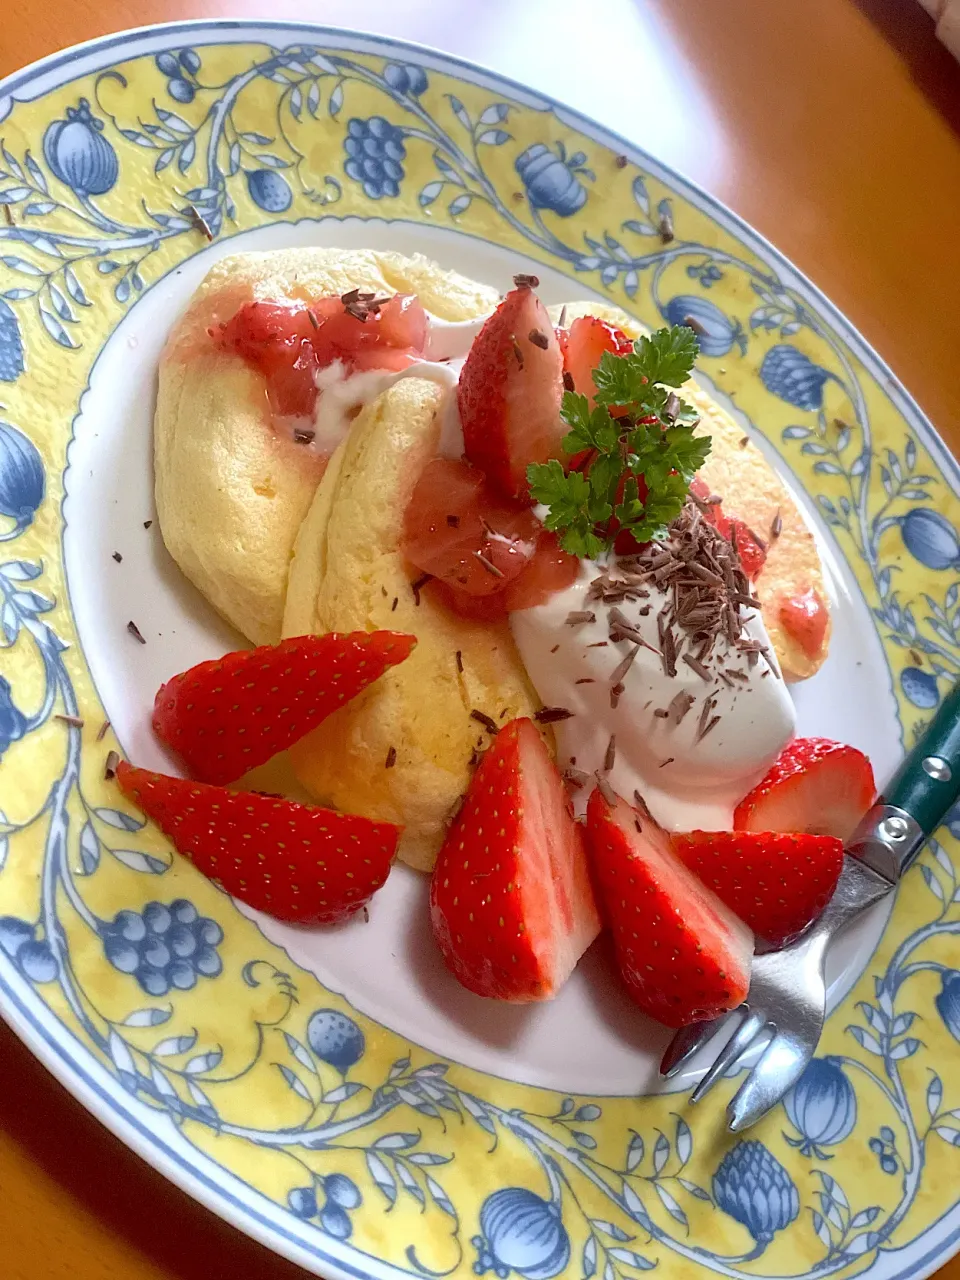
[156, 251, 829, 871]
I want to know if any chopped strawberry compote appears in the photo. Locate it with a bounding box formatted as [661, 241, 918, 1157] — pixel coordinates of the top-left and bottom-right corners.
[690, 478, 767, 581]
[220, 293, 427, 418]
[403, 459, 578, 618]
[779, 587, 828, 658]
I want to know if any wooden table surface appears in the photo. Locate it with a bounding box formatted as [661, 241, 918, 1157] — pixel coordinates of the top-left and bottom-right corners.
[1, 1, 958, 1276]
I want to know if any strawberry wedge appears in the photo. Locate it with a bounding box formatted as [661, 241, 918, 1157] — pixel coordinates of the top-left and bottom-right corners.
[429, 718, 601, 1002]
[153, 632, 416, 786]
[585, 788, 753, 1027]
[116, 762, 399, 925]
[458, 275, 564, 500]
[734, 737, 875, 843]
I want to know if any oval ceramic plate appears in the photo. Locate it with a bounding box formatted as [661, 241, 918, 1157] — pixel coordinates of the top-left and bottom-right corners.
[1, 20, 960, 1280]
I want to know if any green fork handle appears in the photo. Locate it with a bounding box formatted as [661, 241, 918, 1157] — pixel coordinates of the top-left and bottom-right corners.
[885, 677, 960, 845]
[852, 678, 960, 884]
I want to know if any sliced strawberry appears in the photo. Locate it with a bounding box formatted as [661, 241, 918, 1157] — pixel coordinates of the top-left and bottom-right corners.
[673, 830, 843, 946]
[153, 632, 416, 786]
[501, 531, 580, 610]
[585, 788, 753, 1027]
[689, 478, 767, 581]
[734, 737, 875, 843]
[562, 315, 634, 408]
[220, 294, 427, 418]
[458, 277, 564, 499]
[779, 587, 829, 659]
[429, 718, 601, 1002]
[402, 458, 539, 597]
[116, 762, 399, 925]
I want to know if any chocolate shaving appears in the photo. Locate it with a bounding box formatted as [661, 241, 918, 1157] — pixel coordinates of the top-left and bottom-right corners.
[595, 772, 617, 805]
[696, 695, 718, 742]
[664, 392, 680, 421]
[562, 370, 575, 392]
[682, 653, 711, 681]
[614, 153, 628, 168]
[470, 709, 499, 734]
[188, 205, 214, 240]
[126, 620, 146, 645]
[770, 510, 782, 540]
[96, 719, 111, 742]
[683, 313, 706, 336]
[575, 677, 594, 685]
[534, 706, 574, 724]
[455, 649, 463, 673]
[143, 520, 153, 530]
[565, 610, 596, 626]
[667, 690, 695, 724]
[550, 643, 560, 654]
[658, 209, 675, 243]
[564, 767, 589, 790]
[55, 714, 84, 728]
[528, 328, 549, 350]
[446, 514, 460, 528]
[610, 683, 624, 709]
[510, 335, 524, 369]
[557, 305, 568, 329]
[659, 757, 675, 768]
[475, 551, 505, 578]
[610, 643, 641, 686]
[660, 626, 677, 677]
[739, 435, 750, 448]
[603, 734, 617, 772]
[391, 597, 398, 611]
[104, 750, 120, 780]
[385, 746, 397, 769]
[3, 205, 14, 227]
[307, 308, 319, 329]
[112, 551, 122, 563]
[653, 708, 668, 719]
[411, 573, 432, 605]
[293, 426, 316, 444]
[513, 273, 540, 289]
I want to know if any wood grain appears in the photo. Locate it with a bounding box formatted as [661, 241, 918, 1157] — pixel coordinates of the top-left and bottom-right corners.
[0, 2, 958, 1276]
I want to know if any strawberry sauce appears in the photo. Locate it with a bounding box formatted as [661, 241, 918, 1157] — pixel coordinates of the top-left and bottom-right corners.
[219, 293, 427, 419]
[779, 586, 828, 658]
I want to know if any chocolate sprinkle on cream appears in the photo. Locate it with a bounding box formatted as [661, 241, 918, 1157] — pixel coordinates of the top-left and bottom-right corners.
[535, 705, 575, 724]
[566, 610, 596, 626]
[143, 520, 153, 530]
[610, 683, 624, 709]
[682, 653, 711, 681]
[104, 750, 120, 780]
[550, 644, 560, 654]
[470, 709, 499, 734]
[595, 772, 617, 806]
[564, 767, 589, 790]
[653, 708, 669, 719]
[112, 551, 122, 563]
[411, 573, 431, 605]
[127, 620, 146, 645]
[668, 690, 695, 724]
[610, 644, 641, 686]
[575, 677, 595, 684]
[603, 734, 617, 772]
[385, 746, 397, 769]
[659, 757, 675, 768]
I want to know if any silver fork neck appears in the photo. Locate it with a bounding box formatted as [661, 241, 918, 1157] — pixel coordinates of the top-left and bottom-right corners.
[846, 803, 926, 884]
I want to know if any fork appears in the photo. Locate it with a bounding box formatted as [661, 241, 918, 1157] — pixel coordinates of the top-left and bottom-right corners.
[660, 678, 960, 1131]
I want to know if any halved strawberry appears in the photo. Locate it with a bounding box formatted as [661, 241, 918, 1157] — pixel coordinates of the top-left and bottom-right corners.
[562, 315, 634, 409]
[733, 737, 876, 843]
[673, 830, 843, 947]
[116, 762, 399, 925]
[585, 788, 753, 1027]
[429, 718, 601, 1002]
[153, 632, 416, 786]
[458, 276, 564, 500]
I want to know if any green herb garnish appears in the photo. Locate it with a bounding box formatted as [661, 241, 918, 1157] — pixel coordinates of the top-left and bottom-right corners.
[527, 325, 711, 559]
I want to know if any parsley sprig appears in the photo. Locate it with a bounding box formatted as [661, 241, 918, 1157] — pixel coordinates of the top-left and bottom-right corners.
[527, 326, 711, 559]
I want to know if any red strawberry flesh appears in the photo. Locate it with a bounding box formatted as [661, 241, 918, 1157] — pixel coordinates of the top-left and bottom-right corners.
[673, 829, 843, 946]
[116, 762, 399, 925]
[733, 736, 875, 843]
[429, 718, 601, 1002]
[458, 280, 564, 500]
[585, 787, 753, 1027]
[562, 315, 634, 409]
[152, 632, 416, 786]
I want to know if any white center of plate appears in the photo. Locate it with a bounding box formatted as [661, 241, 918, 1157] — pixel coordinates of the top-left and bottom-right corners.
[63, 218, 902, 1096]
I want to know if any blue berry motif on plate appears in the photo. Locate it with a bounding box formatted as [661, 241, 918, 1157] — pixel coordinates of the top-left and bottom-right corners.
[343, 117, 406, 199]
[154, 48, 202, 104]
[0, 302, 25, 384]
[383, 62, 428, 97]
[246, 168, 292, 213]
[0, 916, 58, 983]
[306, 1009, 365, 1072]
[0, 420, 45, 529]
[661, 294, 744, 357]
[100, 899, 223, 996]
[900, 507, 960, 571]
[783, 1057, 857, 1158]
[901, 665, 939, 709]
[288, 1173, 363, 1240]
[759, 344, 834, 410]
[473, 1188, 570, 1280]
[42, 99, 118, 197]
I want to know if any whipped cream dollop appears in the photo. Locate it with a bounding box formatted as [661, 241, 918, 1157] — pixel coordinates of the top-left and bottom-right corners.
[305, 312, 486, 456]
[510, 557, 796, 831]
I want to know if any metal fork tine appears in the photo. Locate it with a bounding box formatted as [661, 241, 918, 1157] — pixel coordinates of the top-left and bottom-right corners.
[727, 1029, 814, 1132]
[690, 1008, 767, 1104]
[659, 1013, 731, 1079]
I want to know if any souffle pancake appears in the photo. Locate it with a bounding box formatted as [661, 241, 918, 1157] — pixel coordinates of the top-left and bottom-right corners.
[155, 248, 498, 645]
